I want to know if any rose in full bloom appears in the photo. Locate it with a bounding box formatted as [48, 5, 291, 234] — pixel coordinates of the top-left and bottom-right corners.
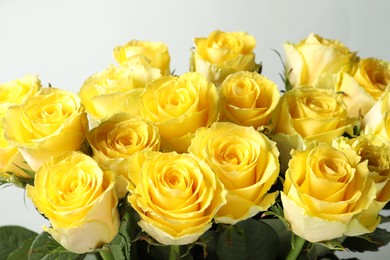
[282, 143, 376, 242]
[188, 122, 279, 224]
[219, 71, 280, 129]
[139, 72, 219, 152]
[334, 58, 390, 117]
[190, 30, 261, 86]
[26, 152, 120, 254]
[3, 88, 89, 171]
[284, 33, 357, 88]
[125, 150, 227, 245]
[0, 75, 41, 180]
[271, 86, 355, 144]
[87, 113, 160, 168]
[87, 113, 160, 198]
[113, 40, 171, 76]
[362, 86, 390, 142]
[79, 62, 161, 124]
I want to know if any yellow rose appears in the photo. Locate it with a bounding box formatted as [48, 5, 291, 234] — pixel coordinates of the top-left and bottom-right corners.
[282, 143, 376, 242]
[219, 71, 280, 129]
[284, 33, 357, 87]
[362, 86, 390, 142]
[125, 150, 227, 245]
[333, 135, 390, 204]
[272, 86, 355, 144]
[188, 122, 279, 224]
[334, 58, 390, 118]
[87, 113, 160, 167]
[113, 40, 171, 76]
[139, 72, 219, 152]
[3, 87, 89, 171]
[26, 151, 120, 254]
[79, 63, 161, 123]
[190, 30, 261, 86]
[0, 75, 41, 180]
[87, 113, 160, 198]
[354, 58, 390, 100]
[0, 74, 42, 105]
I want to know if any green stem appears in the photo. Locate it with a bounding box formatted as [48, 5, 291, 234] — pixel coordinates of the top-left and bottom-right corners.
[169, 245, 181, 260]
[286, 235, 306, 260]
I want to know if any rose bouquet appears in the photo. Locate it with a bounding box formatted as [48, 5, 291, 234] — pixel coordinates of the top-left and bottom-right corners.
[0, 30, 389, 260]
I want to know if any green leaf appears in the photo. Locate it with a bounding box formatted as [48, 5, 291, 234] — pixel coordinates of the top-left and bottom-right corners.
[261, 218, 292, 259]
[28, 231, 85, 260]
[7, 236, 36, 260]
[0, 225, 38, 259]
[216, 219, 279, 260]
[342, 227, 390, 252]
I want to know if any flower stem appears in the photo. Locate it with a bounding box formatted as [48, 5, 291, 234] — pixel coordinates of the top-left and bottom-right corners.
[169, 245, 181, 260]
[286, 235, 306, 260]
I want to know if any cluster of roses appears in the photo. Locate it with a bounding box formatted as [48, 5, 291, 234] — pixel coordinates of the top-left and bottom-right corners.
[0, 30, 389, 255]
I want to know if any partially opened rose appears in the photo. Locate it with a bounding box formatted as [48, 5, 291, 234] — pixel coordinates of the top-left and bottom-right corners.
[219, 71, 280, 129]
[334, 58, 390, 118]
[282, 143, 376, 242]
[271, 86, 355, 144]
[26, 151, 120, 254]
[113, 40, 171, 76]
[0, 75, 41, 180]
[354, 57, 390, 100]
[0, 74, 42, 105]
[333, 135, 389, 236]
[79, 63, 161, 123]
[334, 135, 390, 205]
[362, 86, 390, 142]
[87, 113, 160, 197]
[125, 150, 227, 245]
[87, 113, 160, 168]
[284, 33, 357, 88]
[139, 72, 219, 152]
[3, 87, 89, 171]
[189, 122, 279, 224]
[190, 30, 261, 86]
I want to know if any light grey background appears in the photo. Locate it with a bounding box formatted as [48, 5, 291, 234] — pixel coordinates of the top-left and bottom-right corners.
[0, 0, 389, 259]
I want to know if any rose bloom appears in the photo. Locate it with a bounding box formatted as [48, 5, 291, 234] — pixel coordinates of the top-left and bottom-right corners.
[0, 74, 42, 105]
[79, 62, 161, 124]
[354, 58, 390, 100]
[271, 86, 355, 144]
[139, 72, 219, 152]
[87, 113, 160, 198]
[333, 135, 389, 236]
[113, 40, 171, 76]
[190, 30, 261, 86]
[362, 86, 390, 142]
[284, 33, 357, 88]
[3, 87, 89, 171]
[0, 75, 41, 180]
[87, 113, 160, 167]
[334, 135, 390, 205]
[125, 150, 227, 245]
[26, 152, 120, 254]
[219, 71, 280, 129]
[282, 143, 376, 242]
[334, 58, 390, 118]
[188, 122, 279, 224]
